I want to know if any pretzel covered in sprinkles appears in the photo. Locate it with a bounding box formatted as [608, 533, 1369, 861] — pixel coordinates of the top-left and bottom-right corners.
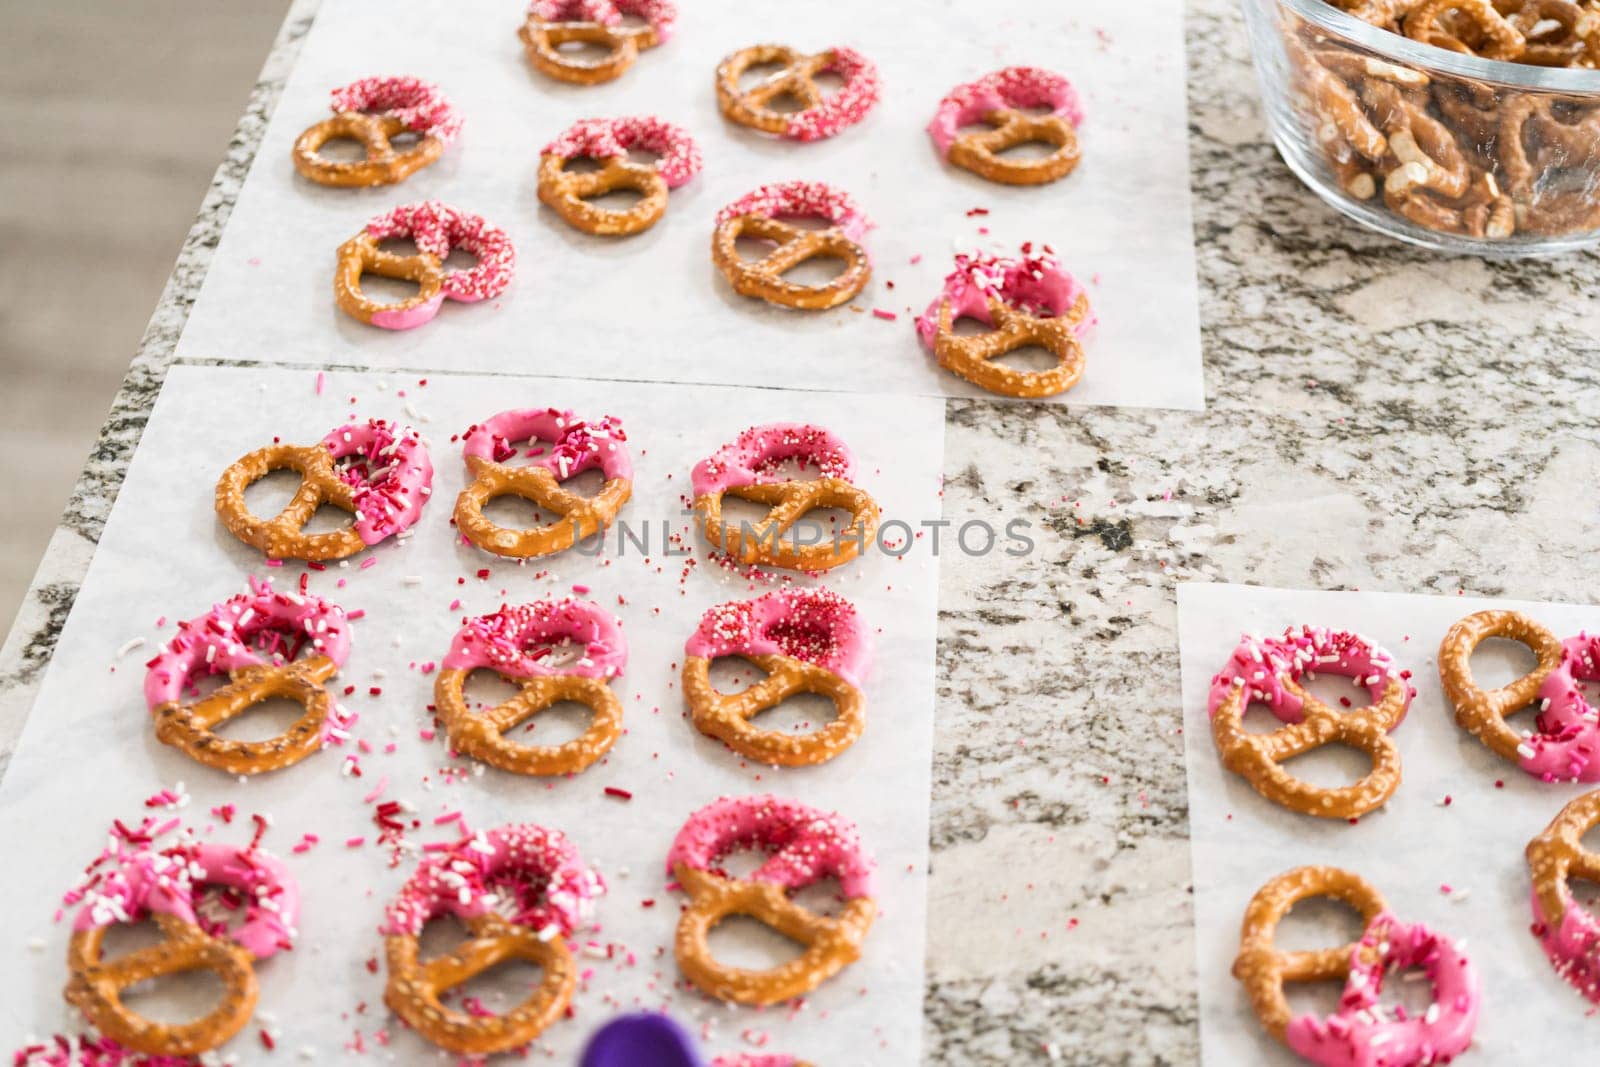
[454, 407, 632, 558]
[683, 588, 869, 766]
[715, 44, 880, 142]
[915, 245, 1095, 398]
[519, 0, 676, 85]
[432, 599, 628, 776]
[62, 820, 298, 1057]
[928, 67, 1084, 185]
[691, 422, 880, 571]
[1207, 626, 1413, 819]
[143, 578, 353, 775]
[335, 200, 515, 330]
[712, 181, 874, 310]
[292, 76, 461, 188]
[216, 418, 433, 561]
[667, 795, 876, 1005]
[383, 823, 603, 1054]
[538, 116, 703, 236]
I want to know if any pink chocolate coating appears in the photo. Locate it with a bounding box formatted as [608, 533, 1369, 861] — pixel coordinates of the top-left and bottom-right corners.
[685, 587, 869, 690]
[1285, 912, 1478, 1067]
[319, 418, 433, 546]
[363, 200, 515, 305]
[144, 577, 351, 714]
[69, 827, 299, 962]
[690, 422, 854, 500]
[927, 66, 1083, 158]
[711, 1058, 798, 1067]
[714, 181, 873, 247]
[442, 599, 627, 680]
[329, 75, 462, 145]
[527, 0, 677, 41]
[1532, 884, 1600, 1004]
[461, 408, 632, 483]
[542, 116, 702, 188]
[780, 47, 880, 142]
[914, 247, 1096, 351]
[1523, 633, 1600, 782]
[382, 823, 604, 937]
[1206, 626, 1411, 725]
[666, 794, 875, 900]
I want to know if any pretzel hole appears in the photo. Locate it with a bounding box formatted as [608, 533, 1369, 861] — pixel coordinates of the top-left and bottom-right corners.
[777, 252, 850, 288]
[617, 11, 649, 30]
[986, 343, 1061, 374]
[1279, 743, 1379, 790]
[750, 456, 829, 482]
[240, 468, 308, 520]
[313, 136, 376, 163]
[389, 130, 422, 152]
[707, 655, 770, 695]
[304, 502, 357, 535]
[480, 493, 564, 532]
[453, 956, 548, 1014]
[1299, 672, 1377, 710]
[746, 690, 839, 736]
[208, 695, 310, 742]
[1466, 637, 1542, 718]
[1241, 701, 1293, 735]
[554, 38, 618, 62]
[790, 876, 847, 919]
[98, 921, 231, 1024]
[582, 186, 646, 213]
[1568, 875, 1600, 911]
[736, 61, 790, 90]
[1275, 895, 1371, 1015]
[461, 670, 525, 710]
[707, 915, 808, 971]
[993, 140, 1065, 162]
[509, 700, 596, 746]
[354, 269, 425, 307]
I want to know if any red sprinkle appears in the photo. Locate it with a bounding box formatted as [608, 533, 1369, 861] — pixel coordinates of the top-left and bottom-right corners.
[604, 787, 633, 800]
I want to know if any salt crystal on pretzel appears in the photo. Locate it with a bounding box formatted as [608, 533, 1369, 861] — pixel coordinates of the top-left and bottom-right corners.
[442, 598, 627, 680]
[329, 75, 462, 145]
[541, 115, 701, 188]
[144, 578, 351, 712]
[382, 823, 604, 937]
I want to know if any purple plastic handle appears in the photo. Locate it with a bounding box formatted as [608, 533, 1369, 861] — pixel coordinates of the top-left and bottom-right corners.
[579, 1013, 705, 1067]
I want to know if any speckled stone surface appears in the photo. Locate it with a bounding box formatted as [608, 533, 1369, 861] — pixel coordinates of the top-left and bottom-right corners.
[3, 0, 1598, 1063]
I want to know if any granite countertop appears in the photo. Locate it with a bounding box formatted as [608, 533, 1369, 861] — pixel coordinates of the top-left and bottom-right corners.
[3, 0, 1598, 1063]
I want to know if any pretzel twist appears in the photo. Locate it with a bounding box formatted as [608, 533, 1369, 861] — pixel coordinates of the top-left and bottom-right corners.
[384, 913, 576, 1054]
[1232, 866, 1390, 1042]
[216, 443, 365, 561]
[335, 202, 515, 330]
[1527, 789, 1600, 1002]
[684, 654, 863, 766]
[518, 0, 673, 85]
[335, 233, 445, 328]
[292, 77, 459, 188]
[435, 670, 622, 776]
[930, 68, 1085, 186]
[935, 292, 1090, 398]
[715, 45, 880, 142]
[695, 479, 879, 571]
[153, 656, 340, 775]
[65, 914, 258, 1057]
[1435, 609, 1600, 778]
[1404, 0, 1528, 58]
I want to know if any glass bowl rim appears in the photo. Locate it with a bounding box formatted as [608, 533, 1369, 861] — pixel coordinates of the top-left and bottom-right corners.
[1278, 0, 1600, 92]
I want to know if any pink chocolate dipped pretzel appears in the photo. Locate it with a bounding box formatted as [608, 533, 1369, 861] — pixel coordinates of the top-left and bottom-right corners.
[143, 579, 353, 774]
[1526, 633, 1600, 782]
[915, 246, 1095, 398]
[215, 418, 433, 561]
[1527, 788, 1600, 1005]
[928, 67, 1084, 186]
[455, 408, 633, 559]
[538, 116, 702, 236]
[62, 820, 298, 1055]
[715, 44, 881, 142]
[711, 181, 874, 311]
[293, 75, 460, 188]
[683, 588, 870, 766]
[690, 423, 880, 572]
[434, 600, 628, 776]
[520, 0, 676, 86]
[667, 795, 876, 1005]
[383, 823, 602, 1054]
[335, 200, 515, 330]
[1284, 912, 1479, 1066]
[1207, 626, 1414, 819]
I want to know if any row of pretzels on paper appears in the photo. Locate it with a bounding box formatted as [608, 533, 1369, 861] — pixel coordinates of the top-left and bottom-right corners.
[1288, 2, 1600, 239]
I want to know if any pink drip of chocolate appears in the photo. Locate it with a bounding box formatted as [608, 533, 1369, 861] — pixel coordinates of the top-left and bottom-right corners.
[541, 116, 702, 188]
[319, 418, 433, 546]
[714, 181, 873, 246]
[364, 200, 515, 303]
[441, 598, 627, 680]
[686, 587, 868, 689]
[690, 422, 854, 499]
[1206, 625, 1411, 724]
[914, 246, 1095, 350]
[381, 823, 604, 938]
[329, 75, 462, 145]
[666, 794, 875, 900]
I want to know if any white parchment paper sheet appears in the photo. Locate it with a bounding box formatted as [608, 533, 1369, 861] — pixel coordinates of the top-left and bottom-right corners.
[1179, 581, 1600, 1063]
[0, 363, 946, 1065]
[174, 0, 1203, 410]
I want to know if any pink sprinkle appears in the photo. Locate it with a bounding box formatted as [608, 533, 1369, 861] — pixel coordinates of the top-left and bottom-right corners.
[264, 558, 284, 568]
[362, 776, 389, 804]
[360, 558, 378, 570]
[432, 810, 464, 825]
[872, 308, 898, 321]
[346, 836, 367, 848]
[909, 254, 923, 264]
[448, 598, 462, 611]
[346, 608, 367, 620]
[315, 371, 326, 395]
[1439, 883, 1453, 894]
[571, 583, 591, 595]
[419, 728, 436, 741]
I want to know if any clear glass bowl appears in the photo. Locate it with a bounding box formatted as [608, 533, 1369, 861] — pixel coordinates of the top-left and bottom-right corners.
[1241, 0, 1600, 256]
